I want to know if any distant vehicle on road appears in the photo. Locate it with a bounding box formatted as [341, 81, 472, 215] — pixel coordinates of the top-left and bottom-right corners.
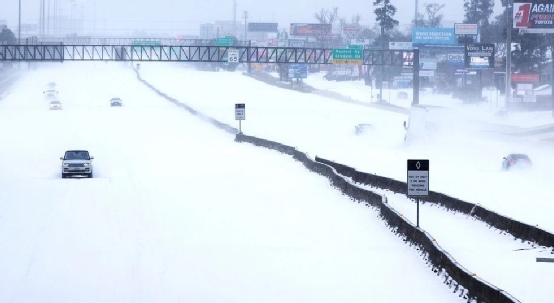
[47, 82, 57, 88]
[502, 154, 532, 171]
[60, 150, 94, 178]
[49, 100, 62, 110]
[44, 88, 58, 99]
[110, 97, 122, 106]
[355, 124, 374, 135]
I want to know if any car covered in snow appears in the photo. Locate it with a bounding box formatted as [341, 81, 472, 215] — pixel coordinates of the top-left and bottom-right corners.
[502, 154, 532, 171]
[110, 97, 122, 106]
[49, 100, 62, 110]
[60, 150, 94, 178]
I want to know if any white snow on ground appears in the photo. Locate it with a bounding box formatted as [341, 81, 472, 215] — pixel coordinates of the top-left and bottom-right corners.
[357, 184, 554, 303]
[140, 64, 554, 236]
[0, 63, 462, 303]
[303, 72, 554, 129]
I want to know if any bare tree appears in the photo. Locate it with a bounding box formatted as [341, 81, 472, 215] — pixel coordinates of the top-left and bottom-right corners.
[425, 3, 445, 28]
[413, 3, 445, 28]
[314, 7, 339, 25]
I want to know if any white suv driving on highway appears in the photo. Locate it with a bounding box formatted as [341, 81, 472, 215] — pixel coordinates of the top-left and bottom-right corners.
[60, 150, 94, 178]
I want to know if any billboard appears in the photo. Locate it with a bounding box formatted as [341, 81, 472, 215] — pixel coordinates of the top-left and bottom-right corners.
[454, 23, 478, 35]
[464, 43, 495, 69]
[290, 23, 332, 36]
[248, 23, 278, 32]
[412, 28, 456, 46]
[389, 42, 413, 50]
[447, 54, 465, 66]
[511, 73, 540, 82]
[514, 1, 554, 33]
[288, 64, 308, 79]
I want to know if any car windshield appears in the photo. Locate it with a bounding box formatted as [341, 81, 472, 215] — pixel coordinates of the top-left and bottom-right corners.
[512, 154, 530, 160]
[64, 151, 90, 160]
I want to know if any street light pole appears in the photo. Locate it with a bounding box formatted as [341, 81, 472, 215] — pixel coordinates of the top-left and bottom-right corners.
[505, 2, 513, 110]
[243, 11, 248, 40]
[18, 0, 21, 43]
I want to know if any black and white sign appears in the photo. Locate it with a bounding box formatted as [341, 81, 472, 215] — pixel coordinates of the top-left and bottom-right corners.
[248, 23, 279, 33]
[228, 49, 239, 63]
[288, 39, 305, 47]
[235, 104, 245, 120]
[464, 43, 495, 69]
[407, 160, 429, 197]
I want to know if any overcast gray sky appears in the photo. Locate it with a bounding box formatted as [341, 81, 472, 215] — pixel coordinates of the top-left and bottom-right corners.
[2, 0, 505, 36]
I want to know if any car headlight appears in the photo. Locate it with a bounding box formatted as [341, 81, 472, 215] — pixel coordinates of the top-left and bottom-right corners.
[84, 163, 90, 166]
[63, 163, 69, 166]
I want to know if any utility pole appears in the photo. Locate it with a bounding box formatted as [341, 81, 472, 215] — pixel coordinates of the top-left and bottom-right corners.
[18, 0, 21, 43]
[47, 0, 51, 36]
[380, 7, 386, 103]
[415, 0, 419, 24]
[505, 2, 513, 110]
[233, 0, 237, 37]
[243, 11, 248, 41]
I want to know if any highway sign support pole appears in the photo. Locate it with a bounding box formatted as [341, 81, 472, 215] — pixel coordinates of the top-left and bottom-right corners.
[417, 198, 420, 227]
[413, 48, 420, 105]
[248, 40, 251, 74]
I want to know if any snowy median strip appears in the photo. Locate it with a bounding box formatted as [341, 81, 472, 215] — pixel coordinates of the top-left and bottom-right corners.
[135, 67, 522, 302]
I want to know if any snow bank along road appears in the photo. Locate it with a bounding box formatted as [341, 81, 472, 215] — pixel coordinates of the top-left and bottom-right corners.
[0, 63, 463, 302]
[140, 63, 554, 236]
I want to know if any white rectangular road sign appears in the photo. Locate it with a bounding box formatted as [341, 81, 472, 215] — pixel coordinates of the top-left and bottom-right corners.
[235, 103, 245, 120]
[455, 23, 478, 35]
[407, 160, 429, 197]
[228, 49, 239, 63]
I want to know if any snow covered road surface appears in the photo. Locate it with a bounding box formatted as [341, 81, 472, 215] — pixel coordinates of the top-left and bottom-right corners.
[139, 64, 554, 235]
[0, 63, 463, 302]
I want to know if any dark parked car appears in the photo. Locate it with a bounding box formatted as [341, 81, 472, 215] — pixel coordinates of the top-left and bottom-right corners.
[502, 154, 532, 171]
[110, 97, 122, 106]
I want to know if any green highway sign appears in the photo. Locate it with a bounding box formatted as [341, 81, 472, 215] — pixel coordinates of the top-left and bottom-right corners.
[217, 37, 234, 47]
[348, 45, 364, 50]
[132, 39, 161, 46]
[333, 48, 363, 65]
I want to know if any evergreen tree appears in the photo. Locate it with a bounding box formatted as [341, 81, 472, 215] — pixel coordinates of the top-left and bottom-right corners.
[0, 28, 16, 44]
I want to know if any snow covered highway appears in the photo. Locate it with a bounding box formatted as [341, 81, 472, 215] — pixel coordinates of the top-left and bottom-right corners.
[0, 63, 465, 302]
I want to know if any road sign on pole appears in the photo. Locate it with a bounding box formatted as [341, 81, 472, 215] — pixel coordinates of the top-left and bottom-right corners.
[407, 159, 429, 228]
[217, 37, 234, 46]
[235, 103, 245, 133]
[228, 49, 239, 63]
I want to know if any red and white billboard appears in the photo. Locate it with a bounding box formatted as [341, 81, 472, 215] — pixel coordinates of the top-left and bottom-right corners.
[511, 73, 540, 82]
[290, 23, 332, 36]
[513, 1, 554, 33]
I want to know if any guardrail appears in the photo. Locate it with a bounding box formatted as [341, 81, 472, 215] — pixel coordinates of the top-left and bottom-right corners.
[135, 68, 520, 302]
[315, 158, 554, 250]
[235, 134, 520, 303]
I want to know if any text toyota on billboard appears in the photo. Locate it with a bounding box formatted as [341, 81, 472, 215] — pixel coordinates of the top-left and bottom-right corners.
[514, 1, 554, 32]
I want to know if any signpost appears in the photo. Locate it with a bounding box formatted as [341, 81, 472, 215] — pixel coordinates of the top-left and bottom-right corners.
[217, 37, 234, 47]
[247, 23, 278, 32]
[235, 104, 245, 133]
[228, 49, 239, 63]
[288, 64, 308, 79]
[464, 43, 495, 69]
[332, 48, 363, 65]
[455, 23, 478, 35]
[407, 159, 429, 227]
